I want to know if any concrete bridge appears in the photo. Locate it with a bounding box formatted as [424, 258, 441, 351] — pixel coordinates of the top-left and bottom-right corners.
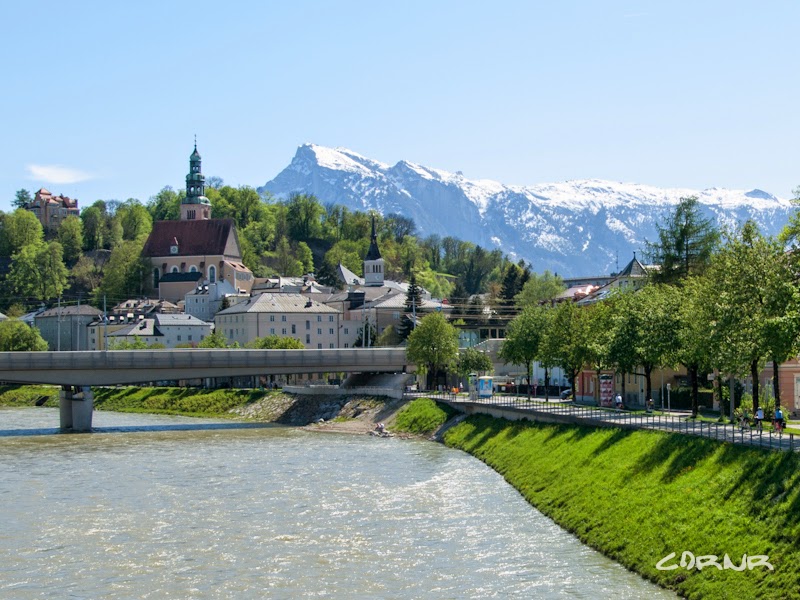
[0, 348, 411, 432]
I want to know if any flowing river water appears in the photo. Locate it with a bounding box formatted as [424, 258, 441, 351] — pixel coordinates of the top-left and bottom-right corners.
[0, 408, 674, 599]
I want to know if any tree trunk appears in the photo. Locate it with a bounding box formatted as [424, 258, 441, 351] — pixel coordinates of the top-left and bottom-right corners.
[544, 366, 550, 402]
[644, 364, 653, 406]
[773, 357, 781, 410]
[621, 371, 626, 404]
[690, 364, 699, 418]
[595, 368, 601, 404]
[527, 362, 532, 401]
[751, 360, 760, 414]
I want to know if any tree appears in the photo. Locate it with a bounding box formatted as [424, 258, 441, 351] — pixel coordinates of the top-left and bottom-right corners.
[13, 189, 32, 209]
[2, 209, 44, 256]
[7, 241, 69, 301]
[198, 330, 229, 348]
[246, 335, 305, 349]
[384, 213, 416, 242]
[397, 273, 423, 340]
[117, 200, 153, 241]
[147, 186, 182, 222]
[456, 346, 493, 377]
[375, 324, 402, 347]
[406, 312, 459, 390]
[95, 239, 151, 302]
[81, 205, 105, 251]
[108, 336, 164, 350]
[286, 193, 323, 240]
[57, 215, 84, 266]
[0, 320, 48, 351]
[515, 270, 565, 306]
[70, 255, 103, 294]
[674, 277, 715, 417]
[646, 196, 719, 285]
[500, 305, 550, 400]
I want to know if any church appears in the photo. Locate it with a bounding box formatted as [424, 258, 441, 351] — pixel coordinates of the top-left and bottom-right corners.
[142, 144, 253, 303]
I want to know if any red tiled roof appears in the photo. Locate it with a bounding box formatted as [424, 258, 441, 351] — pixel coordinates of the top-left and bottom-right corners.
[142, 219, 239, 258]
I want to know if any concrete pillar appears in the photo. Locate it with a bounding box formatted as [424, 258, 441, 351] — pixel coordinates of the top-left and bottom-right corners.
[59, 385, 94, 432]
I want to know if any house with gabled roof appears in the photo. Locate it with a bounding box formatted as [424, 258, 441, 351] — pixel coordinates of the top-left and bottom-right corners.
[24, 188, 79, 231]
[141, 144, 253, 302]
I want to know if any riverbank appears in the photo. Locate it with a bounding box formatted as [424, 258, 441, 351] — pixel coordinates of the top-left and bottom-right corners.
[0, 385, 412, 434]
[442, 413, 800, 599]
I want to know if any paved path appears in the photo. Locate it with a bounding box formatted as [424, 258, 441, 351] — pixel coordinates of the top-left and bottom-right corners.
[429, 393, 798, 452]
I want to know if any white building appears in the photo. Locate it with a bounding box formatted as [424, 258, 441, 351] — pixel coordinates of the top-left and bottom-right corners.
[107, 313, 212, 348]
[214, 293, 340, 348]
[184, 280, 248, 322]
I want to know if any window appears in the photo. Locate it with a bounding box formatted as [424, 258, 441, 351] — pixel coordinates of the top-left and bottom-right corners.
[317, 328, 322, 335]
[282, 328, 287, 335]
[393, 311, 400, 320]
[344, 343, 349, 348]
[190, 265, 197, 272]
[208, 265, 216, 283]
[171, 266, 179, 273]
[329, 316, 334, 322]
[291, 324, 296, 334]
[281, 315, 287, 322]
[270, 315, 275, 322]
[177, 335, 182, 341]
[270, 328, 275, 335]
[306, 320, 310, 330]
[317, 343, 322, 349]
[329, 328, 334, 335]
[317, 316, 322, 322]
[329, 343, 334, 348]
[305, 334, 311, 344]
[344, 328, 349, 335]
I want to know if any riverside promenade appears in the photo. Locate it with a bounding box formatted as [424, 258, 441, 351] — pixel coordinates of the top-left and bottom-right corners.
[424, 392, 798, 453]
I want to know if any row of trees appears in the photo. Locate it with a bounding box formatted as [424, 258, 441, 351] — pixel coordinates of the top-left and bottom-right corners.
[499, 196, 800, 417]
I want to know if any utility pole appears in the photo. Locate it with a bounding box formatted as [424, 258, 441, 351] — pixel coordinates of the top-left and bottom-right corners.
[57, 296, 61, 352]
[103, 295, 108, 352]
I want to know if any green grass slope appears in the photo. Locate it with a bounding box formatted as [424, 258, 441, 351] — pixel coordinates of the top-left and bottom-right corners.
[444, 415, 800, 599]
[393, 397, 459, 435]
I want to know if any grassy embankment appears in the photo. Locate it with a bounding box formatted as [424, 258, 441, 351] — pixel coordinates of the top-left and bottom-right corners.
[0, 385, 267, 418]
[392, 397, 459, 435]
[440, 410, 800, 599]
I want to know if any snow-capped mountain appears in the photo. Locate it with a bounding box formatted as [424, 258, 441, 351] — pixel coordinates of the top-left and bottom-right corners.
[259, 144, 793, 277]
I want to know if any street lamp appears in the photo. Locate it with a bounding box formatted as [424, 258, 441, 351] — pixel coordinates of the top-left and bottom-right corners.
[666, 383, 671, 413]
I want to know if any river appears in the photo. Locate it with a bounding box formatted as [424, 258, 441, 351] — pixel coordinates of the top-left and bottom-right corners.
[0, 408, 673, 598]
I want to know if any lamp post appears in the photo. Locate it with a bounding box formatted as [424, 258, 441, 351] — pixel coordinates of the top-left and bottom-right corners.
[666, 383, 671, 413]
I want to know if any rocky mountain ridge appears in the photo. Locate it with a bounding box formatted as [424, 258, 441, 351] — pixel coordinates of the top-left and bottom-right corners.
[259, 144, 793, 277]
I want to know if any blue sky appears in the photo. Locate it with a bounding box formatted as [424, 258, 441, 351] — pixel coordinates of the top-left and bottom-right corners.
[2, 1, 798, 213]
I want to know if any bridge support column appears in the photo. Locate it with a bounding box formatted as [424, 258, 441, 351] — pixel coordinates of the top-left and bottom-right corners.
[59, 386, 94, 432]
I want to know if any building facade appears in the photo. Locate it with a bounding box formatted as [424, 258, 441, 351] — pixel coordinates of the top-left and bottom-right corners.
[34, 305, 103, 351]
[215, 293, 340, 348]
[25, 188, 79, 231]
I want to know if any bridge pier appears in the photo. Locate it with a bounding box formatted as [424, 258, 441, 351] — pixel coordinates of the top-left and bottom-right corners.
[59, 386, 94, 432]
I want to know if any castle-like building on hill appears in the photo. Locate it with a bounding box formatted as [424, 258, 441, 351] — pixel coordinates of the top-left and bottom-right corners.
[141, 144, 253, 303]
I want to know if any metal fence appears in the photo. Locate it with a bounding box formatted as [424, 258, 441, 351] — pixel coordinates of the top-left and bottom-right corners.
[416, 391, 797, 452]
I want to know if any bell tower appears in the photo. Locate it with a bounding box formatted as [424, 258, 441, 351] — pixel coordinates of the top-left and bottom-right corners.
[181, 139, 211, 220]
[363, 215, 384, 286]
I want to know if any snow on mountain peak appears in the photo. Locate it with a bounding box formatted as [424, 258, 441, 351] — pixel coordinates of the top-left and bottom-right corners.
[262, 144, 792, 277]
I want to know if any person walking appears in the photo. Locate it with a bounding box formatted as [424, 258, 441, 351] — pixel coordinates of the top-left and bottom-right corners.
[755, 407, 764, 433]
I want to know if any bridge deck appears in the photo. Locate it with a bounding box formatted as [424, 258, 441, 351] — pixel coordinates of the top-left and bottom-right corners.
[0, 348, 411, 386]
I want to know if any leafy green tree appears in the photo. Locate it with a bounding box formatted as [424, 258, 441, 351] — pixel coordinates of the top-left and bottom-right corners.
[0, 319, 48, 351]
[542, 301, 592, 401]
[7, 241, 69, 301]
[384, 213, 416, 242]
[116, 199, 153, 241]
[646, 196, 719, 284]
[500, 262, 525, 305]
[147, 186, 182, 221]
[245, 335, 305, 349]
[406, 312, 459, 390]
[500, 305, 551, 399]
[70, 255, 103, 295]
[198, 330, 230, 348]
[286, 193, 323, 240]
[456, 346, 493, 377]
[57, 215, 84, 266]
[80, 205, 105, 250]
[675, 276, 715, 417]
[375, 324, 401, 347]
[515, 270, 565, 306]
[108, 336, 164, 350]
[95, 239, 151, 302]
[353, 321, 377, 348]
[13, 189, 32, 209]
[2, 209, 44, 255]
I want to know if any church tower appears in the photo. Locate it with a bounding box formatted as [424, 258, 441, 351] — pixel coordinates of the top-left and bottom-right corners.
[363, 215, 384, 286]
[180, 141, 211, 221]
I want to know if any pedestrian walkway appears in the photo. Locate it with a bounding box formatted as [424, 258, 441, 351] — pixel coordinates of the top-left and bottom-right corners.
[420, 392, 798, 452]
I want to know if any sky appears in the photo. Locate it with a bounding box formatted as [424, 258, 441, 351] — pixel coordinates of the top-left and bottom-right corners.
[2, 1, 798, 213]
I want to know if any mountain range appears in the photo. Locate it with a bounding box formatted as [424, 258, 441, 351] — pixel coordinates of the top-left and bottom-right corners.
[259, 144, 793, 278]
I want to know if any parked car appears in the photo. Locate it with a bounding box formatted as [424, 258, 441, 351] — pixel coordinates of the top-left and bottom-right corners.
[559, 388, 572, 399]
